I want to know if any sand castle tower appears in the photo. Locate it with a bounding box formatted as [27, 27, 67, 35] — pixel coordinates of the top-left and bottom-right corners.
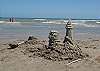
[63, 18, 74, 46]
[48, 30, 60, 48]
[65, 18, 73, 39]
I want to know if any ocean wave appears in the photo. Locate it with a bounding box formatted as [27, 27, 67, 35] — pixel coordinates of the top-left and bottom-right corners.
[42, 21, 83, 25]
[1, 20, 99, 28]
[5, 22, 21, 24]
[96, 21, 100, 24]
[0, 21, 34, 24]
[0, 21, 21, 24]
[81, 24, 99, 27]
[42, 21, 62, 24]
[42, 21, 63, 24]
[0, 21, 5, 23]
[69, 21, 100, 27]
[73, 23, 100, 27]
[33, 19, 46, 21]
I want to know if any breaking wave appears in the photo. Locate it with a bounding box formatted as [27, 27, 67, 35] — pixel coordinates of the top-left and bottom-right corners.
[0, 19, 100, 28]
[33, 19, 46, 21]
[0, 21, 5, 23]
[0, 21, 21, 24]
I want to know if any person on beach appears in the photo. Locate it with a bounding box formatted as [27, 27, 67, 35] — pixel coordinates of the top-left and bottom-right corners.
[9, 18, 12, 22]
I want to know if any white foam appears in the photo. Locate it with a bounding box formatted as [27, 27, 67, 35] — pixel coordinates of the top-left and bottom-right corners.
[42, 21, 61, 24]
[72, 22, 79, 25]
[0, 21, 22, 24]
[96, 21, 100, 24]
[0, 21, 5, 23]
[72, 22, 99, 27]
[34, 19, 46, 21]
[42, 21, 54, 24]
[5, 22, 21, 24]
[42, 21, 80, 25]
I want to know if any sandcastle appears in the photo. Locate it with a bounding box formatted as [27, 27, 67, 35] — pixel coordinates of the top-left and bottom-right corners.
[9, 19, 88, 61]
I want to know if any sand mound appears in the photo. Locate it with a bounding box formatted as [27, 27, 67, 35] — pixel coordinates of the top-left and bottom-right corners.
[17, 38, 88, 61]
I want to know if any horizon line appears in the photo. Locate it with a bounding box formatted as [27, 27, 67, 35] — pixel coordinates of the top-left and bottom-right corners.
[0, 17, 100, 20]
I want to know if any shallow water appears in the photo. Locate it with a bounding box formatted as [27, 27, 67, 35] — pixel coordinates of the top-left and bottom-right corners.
[0, 19, 100, 41]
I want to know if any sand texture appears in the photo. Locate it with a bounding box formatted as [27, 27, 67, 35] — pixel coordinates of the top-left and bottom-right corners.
[0, 38, 100, 71]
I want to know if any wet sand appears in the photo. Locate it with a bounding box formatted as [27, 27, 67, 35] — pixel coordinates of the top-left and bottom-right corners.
[0, 34, 100, 71]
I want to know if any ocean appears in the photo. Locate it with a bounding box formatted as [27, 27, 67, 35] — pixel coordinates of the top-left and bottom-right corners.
[0, 18, 100, 41]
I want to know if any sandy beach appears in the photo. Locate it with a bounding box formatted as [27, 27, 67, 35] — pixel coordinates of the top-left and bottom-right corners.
[0, 19, 100, 71]
[0, 34, 100, 71]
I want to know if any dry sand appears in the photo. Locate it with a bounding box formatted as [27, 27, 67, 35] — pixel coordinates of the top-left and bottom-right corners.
[0, 37, 100, 71]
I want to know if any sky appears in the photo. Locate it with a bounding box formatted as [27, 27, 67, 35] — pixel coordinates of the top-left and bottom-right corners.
[0, 0, 100, 18]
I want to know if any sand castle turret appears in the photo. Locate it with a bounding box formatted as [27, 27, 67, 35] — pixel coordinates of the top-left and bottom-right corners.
[63, 18, 74, 46]
[65, 18, 73, 39]
[48, 30, 60, 48]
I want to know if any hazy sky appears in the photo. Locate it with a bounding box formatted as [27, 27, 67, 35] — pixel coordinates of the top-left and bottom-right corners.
[0, 0, 100, 18]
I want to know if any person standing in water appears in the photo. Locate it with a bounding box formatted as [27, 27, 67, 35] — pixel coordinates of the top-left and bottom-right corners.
[9, 17, 15, 22]
[9, 18, 12, 22]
